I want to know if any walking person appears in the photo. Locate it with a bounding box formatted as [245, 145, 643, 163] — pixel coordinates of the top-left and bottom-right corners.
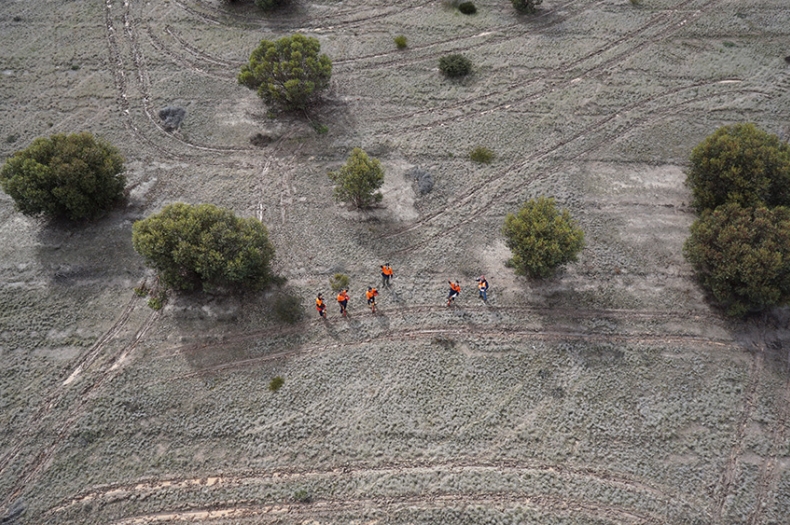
[446, 280, 461, 307]
[315, 293, 327, 319]
[380, 263, 393, 287]
[476, 275, 489, 303]
[366, 286, 379, 313]
[337, 288, 350, 317]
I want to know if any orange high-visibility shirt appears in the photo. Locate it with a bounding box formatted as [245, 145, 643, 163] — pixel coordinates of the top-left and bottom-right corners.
[382, 265, 393, 276]
[337, 292, 349, 302]
[450, 282, 461, 293]
[366, 289, 378, 300]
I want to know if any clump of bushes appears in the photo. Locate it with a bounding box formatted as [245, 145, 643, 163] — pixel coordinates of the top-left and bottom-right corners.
[684, 123, 790, 316]
[439, 54, 472, 78]
[293, 489, 311, 503]
[469, 146, 495, 164]
[274, 294, 304, 324]
[458, 2, 477, 14]
[0, 132, 126, 221]
[394, 35, 408, 49]
[502, 197, 585, 278]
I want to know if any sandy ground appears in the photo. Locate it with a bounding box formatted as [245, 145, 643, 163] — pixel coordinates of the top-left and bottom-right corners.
[1, 0, 790, 523]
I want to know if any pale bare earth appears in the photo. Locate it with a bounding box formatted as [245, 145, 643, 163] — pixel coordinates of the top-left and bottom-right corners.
[1, 0, 790, 523]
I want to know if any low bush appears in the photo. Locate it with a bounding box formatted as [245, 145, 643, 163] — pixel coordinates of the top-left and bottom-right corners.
[469, 146, 494, 164]
[394, 35, 408, 49]
[458, 2, 477, 14]
[328, 148, 384, 209]
[268, 376, 284, 392]
[274, 294, 304, 324]
[329, 273, 350, 292]
[439, 54, 472, 78]
[512, 0, 543, 14]
[293, 489, 312, 503]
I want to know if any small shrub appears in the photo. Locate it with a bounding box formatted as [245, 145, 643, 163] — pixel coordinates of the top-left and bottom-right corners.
[512, 0, 543, 14]
[133, 286, 148, 297]
[147, 296, 164, 310]
[722, 41, 736, 48]
[394, 35, 408, 49]
[629, 0, 640, 5]
[329, 273, 350, 292]
[458, 2, 477, 14]
[274, 294, 304, 324]
[328, 148, 384, 208]
[293, 489, 312, 503]
[5, 134, 18, 144]
[469, 146, 494, 164]
[439, 54, 472, 78]
[312, 122, 329, 135]
[255, 0, 288, 10]
[269, 376, 284, 392]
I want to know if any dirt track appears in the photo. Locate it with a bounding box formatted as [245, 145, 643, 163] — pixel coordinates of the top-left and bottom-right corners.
[1, 0, 790, 523]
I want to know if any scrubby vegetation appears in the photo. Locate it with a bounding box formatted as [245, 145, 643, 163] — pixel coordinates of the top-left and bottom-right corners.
[328, 148, 384, 208]
[0, 132, 125, 221]
[131, 203, 276, 292]
[439, 54, 472, 78]
[254, 0, 288, 10]
[512, 0, 543, 13]
[274, 294, 305, 324]
[238, 34, 332, 110]
[268, 376, 284, 392]
[684, 203, 790, 316]
[458, 2, 477, 14]
[394, 35, 408, 49]
[469, 146, 495, 164]
[502, 197, 585, 278]
[329, 273, 350, 292]
[686, 123, 790, 212]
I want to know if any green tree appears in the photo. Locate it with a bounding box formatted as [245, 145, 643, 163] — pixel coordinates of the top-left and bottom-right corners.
[686, 123, 790, 212]
[328, 148, 384, 208]
[683, 203, 790, 317]
[132, 203, 275, 292]
[502, 197, 585, 278]
[512, 0, 543, 14]
[0, 132, 125, 221]
[238, 34, 332, 111]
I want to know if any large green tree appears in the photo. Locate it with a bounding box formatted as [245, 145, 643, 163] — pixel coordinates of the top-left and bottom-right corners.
[0, 132, 125, 221]
[686, 123, 790, 212]
[328, 148, 384, 209]
[132, 203, 275, 292]
[238, 34, 332, 111]
[502, 197, 585, 278]
[684, 203, 790, 317]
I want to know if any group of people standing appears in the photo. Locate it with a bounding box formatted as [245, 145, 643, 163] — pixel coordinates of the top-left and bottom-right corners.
[314, 264, 490, 319]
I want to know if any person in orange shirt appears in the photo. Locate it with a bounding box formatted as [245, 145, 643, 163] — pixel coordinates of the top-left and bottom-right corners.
[446, 280, 461, 306]
[315, 293, 327, 318]
[337, 289, 350, 317]
[380, 263, 393, 287]
[366, 286, 379, 313]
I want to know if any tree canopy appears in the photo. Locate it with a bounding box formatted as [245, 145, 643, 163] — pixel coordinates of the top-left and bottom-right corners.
[132, 203, 276, 292]
[328, 148, 384, 209]
[502, 197, 585, 278]
[686, 123, 790, 212]
[238, 33, 332, 111]
[683, 203, 790, 316]
[0, 132, 126, 221]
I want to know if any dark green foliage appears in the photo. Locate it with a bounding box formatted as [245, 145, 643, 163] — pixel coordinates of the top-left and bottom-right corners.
[269, 376, 284, 392]
[686, 123, 790, 212]
[512, 0, 543, 14]
[329, 273, 350, 292]
[684, 203, 790, 317]
[274, 294, 304, 324]
[439, 54, 472, 78]
[0, 132, 125, 221]
[394, 35, 408, 49]
[458, 2, 477, 14]
[469, 146, 494, 164]
[254, 0, 288, 10]
[328, 148, 384, 208]
[502, 197, 585, 278]
[293, 489, 312, 503]
[238, 34, 332, 111]
[131, 203, 275, 292]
